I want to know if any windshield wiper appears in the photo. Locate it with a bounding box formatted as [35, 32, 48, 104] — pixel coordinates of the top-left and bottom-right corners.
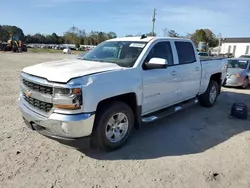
[81, 58, 106, 62]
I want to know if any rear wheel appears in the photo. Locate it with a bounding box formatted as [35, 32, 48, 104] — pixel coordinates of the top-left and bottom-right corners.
[92, 101, 134, 151]
[242, 77, 249, 89]
[198, 80, 219, 107]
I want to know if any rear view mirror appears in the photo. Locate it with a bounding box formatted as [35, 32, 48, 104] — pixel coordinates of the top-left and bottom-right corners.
[145, 58, 168, 69]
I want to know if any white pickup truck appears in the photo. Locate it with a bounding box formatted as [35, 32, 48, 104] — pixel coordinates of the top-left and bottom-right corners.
[19, 36, 227, 151]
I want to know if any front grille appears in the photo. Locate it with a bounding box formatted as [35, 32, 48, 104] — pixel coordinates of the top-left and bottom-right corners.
[22, 79, 53, 95]
[23, 93, 53, 113]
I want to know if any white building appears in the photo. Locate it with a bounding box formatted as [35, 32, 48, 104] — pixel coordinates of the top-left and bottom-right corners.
[221, 38, 250, 57]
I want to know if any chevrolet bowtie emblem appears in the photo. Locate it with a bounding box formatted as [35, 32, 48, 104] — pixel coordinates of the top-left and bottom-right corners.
[24, 90, 32, 97]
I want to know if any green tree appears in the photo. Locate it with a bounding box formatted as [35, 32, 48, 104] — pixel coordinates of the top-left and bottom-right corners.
[203, 29, 218, 47]
[125, 34, 134, 37]
[189, 29, 219, 48]
[107, 32, 117, 39]
[0, 25, 24, 41]
[168, 30, 179, 37]
[196, 29, 207, 42]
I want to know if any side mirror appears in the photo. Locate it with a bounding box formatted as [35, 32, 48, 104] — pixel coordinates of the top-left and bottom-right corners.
[145, 58, 168, 69]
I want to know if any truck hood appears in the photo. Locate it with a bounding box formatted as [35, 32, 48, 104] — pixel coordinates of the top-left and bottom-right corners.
[22, 59, 123, 83]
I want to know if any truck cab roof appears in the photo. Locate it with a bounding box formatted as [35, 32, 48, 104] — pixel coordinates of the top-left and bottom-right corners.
[107, 36, 190, 42]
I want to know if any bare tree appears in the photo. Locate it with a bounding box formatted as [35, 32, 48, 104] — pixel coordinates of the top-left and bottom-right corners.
[163, 28, 168, 37]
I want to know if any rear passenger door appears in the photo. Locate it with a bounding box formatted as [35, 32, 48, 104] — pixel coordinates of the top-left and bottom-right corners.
[174, 41, 201, 100]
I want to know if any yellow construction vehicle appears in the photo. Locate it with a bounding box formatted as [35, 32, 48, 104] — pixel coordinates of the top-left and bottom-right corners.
[0, 33, 27, 52]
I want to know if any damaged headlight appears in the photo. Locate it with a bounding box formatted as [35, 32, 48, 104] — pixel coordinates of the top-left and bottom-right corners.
[54, 87, 82, 110]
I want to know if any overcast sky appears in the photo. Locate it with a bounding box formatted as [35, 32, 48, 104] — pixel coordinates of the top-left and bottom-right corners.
[1, 0, 250, 37]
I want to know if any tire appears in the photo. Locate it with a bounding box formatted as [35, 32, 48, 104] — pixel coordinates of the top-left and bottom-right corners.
[92, 101, 134, 151]
[242, 77, 249, 89]
[198, 80, 219, 107]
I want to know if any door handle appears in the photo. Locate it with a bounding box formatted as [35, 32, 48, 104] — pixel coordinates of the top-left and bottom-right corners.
[195, 67, 200, 71]
[170, 71, 176, 76]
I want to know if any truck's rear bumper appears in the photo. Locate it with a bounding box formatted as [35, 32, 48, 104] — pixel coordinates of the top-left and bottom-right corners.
[19, 98, 95, 148]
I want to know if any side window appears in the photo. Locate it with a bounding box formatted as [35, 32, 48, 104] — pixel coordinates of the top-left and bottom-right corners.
[175, 42, 196, 64]
[144, 42, 174, 66]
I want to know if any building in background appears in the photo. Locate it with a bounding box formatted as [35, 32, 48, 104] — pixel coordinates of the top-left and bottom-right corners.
[221, 38, 250, 57]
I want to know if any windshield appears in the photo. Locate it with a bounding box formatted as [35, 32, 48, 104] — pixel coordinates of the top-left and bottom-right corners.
[80, 41, 147, 67]
[228, 60, 249, 69]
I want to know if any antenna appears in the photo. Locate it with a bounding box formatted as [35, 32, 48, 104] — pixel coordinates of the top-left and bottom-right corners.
[152, 8, 156, 36]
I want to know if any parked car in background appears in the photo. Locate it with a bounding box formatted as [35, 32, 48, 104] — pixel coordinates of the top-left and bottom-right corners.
[198, 52, 213, 57]
[63, 47, 72, 54]
[239, 54, 250, 58]
[223, 58, 250, 89]
[218, 53, 234, 58]
[19, 36, 227, 151]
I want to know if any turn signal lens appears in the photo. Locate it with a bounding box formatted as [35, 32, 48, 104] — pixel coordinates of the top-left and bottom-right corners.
[72, 88, 81, 95]
[55, 104, 81, 110]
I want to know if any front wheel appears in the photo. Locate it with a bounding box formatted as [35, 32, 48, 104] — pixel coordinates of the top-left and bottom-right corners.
[92, 101, 134, 151]
[242, 77, 249, 89]
[198, 80, 219, 107]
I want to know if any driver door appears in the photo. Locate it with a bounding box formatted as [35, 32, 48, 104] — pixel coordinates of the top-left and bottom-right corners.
[141, 41, 180, 115]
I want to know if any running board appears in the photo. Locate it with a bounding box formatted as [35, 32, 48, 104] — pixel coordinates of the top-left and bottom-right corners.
[141, 98, 198, 123]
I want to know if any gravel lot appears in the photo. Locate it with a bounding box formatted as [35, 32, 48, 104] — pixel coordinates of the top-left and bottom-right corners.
[1, 52, 250, 188]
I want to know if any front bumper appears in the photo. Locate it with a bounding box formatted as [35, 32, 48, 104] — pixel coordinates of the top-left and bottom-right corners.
[23, 118, 91, 148]
[225, 76, 244, 87]
[19, 98, 95, 148]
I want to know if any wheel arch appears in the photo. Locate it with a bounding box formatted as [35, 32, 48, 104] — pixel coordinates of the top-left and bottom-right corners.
[209, 73, 222, 94]
[95, 93, 142, 130]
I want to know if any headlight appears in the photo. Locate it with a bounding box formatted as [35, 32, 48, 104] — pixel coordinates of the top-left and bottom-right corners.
[54, 88, 71, 95]
[54, 87, 82, 110]
[54, 88, 81, 95]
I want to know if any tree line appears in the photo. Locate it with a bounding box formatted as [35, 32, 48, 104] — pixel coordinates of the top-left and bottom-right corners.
[0, 25, 219, 48]
[127, 29, 219, 48]
[0, 25, 117, 46]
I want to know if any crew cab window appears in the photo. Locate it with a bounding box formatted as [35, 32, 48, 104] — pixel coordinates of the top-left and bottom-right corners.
[175, 42, 196, 64]
[144, 42, 174, 66]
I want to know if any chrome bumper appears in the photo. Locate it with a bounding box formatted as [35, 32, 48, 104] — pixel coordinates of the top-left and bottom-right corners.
[225, 77, 244, 86]
[19, 97, 95, 139]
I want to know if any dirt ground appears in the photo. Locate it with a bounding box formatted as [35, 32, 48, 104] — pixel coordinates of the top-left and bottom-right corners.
[1, 52, 250, 188]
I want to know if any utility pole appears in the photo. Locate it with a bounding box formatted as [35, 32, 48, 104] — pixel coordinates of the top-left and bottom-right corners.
[217, 33, 222, 55]
[152, 8, 156, 36]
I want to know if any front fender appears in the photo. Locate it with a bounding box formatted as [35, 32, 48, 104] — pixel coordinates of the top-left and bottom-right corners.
[76, 68, 143, 113]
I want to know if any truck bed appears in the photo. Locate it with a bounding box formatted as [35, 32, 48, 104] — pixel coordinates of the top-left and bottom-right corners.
[200, 56, 227, 61]
[199, 57, 228, 95]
